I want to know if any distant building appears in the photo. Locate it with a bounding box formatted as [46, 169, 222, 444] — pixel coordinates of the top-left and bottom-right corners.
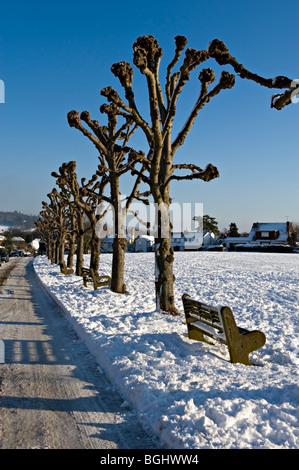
[183, 231, 203, 250]
[171, 232, 185, 251]
[135, 235, 155, 252]
[202, 231, 217, 247]
[171, 231, 222, 251]
[101, 236, 114, 253]
[0, 225, 10, 233]
[250, 222, 292, 243]
[12, 236, 25, 243]
[224, 222, 293, 251]
[101, 234, 134, 253]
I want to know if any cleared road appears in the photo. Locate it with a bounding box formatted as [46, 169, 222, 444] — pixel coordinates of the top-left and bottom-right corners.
[0, 257, 160, 449]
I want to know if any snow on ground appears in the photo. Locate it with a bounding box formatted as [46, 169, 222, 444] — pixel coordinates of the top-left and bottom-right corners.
[33, 251, 299, 449]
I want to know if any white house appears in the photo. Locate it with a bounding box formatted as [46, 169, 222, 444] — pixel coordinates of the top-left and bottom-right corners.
[135, 235, 155, 252]
[202, 231, 219, 247]
[183, 232, 203, 250]
[12, 236, 25, 243]
[172, 231, 219, 251]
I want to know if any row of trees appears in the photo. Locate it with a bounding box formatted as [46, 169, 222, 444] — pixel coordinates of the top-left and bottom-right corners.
[37, 35, 295, 314]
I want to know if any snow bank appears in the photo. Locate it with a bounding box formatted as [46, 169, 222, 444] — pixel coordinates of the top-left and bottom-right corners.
[33, 251, 299, 449]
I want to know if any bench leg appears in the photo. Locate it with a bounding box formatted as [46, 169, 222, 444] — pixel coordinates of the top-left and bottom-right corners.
[62, 269, 74, 275]
[83, 276, 92, 287]
[89, 268, 98, 290]
[221, 307, 266, 365]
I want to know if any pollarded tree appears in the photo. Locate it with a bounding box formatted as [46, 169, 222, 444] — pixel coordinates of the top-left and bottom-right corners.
[67, 104, 147, 294]
[36, 211, 56, 263]
[52, 161, 109, 276]
[49, 168, 78, 271]
[101, 35, 297, 314]
[41, 189, 70, 271]
[51, 163, 87, 275]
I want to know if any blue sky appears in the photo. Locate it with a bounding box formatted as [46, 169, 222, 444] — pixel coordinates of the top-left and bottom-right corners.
[0, 0, 298, 232]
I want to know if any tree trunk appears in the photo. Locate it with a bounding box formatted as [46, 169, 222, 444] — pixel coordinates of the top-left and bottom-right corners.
[59, 232, 66, 272]
[54, 238, 59, 264]
[89, 226, 101, 274]
[76, 234, 84, 275]
[67, 234, 75, 269]
[48, 238, 55, 264]
[67, 213, 76, 269]
[111, 237, 127, 293]
[110, 177, 127, 293]
[152, 149, 178, 314]
[75, 213, 85, 276]
[155, 234, 177, 314]
[67, 245, 74, 269]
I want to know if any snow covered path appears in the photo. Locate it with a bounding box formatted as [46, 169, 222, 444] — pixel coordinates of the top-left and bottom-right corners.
[33, 251, 299, 449]
[0, 258, 160, 449]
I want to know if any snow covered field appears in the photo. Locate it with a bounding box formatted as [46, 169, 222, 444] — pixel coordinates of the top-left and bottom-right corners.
[33, 251, 299, 449]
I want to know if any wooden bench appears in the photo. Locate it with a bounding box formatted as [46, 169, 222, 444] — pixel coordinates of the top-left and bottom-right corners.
[182, 293, 266, 366]
[82, 267, 111, 290]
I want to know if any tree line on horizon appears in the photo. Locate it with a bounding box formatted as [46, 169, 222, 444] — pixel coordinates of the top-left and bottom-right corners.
[0, 210, 37, 230]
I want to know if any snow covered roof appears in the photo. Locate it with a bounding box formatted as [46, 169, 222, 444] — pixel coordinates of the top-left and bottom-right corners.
[184, 231, 201, 238]
[251, 222, 288, 232]
[224, 236, 250, 244]
[136, 235, 155, 242]
[249, 222, 289, 241]
[0, 225, 11, 233]
[203, 232, 216, 239]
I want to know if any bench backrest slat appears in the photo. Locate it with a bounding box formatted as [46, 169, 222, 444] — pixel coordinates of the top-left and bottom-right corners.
[183, 296, 224, 333]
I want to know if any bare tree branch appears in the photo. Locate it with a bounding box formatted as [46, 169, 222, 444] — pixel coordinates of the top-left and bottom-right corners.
[67, 110, 107, 158]
[172, 70, 235, 153]
[164, 163, 219, 186]
[100, 86, 153, 144]
[163, 48, 209, 138]
[166, 36, 188, 104]
[132, 36, 163, 147]
[208, 38, 296, 110]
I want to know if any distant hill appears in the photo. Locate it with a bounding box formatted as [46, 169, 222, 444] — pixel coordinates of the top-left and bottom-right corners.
[0, 211, 38, 230]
